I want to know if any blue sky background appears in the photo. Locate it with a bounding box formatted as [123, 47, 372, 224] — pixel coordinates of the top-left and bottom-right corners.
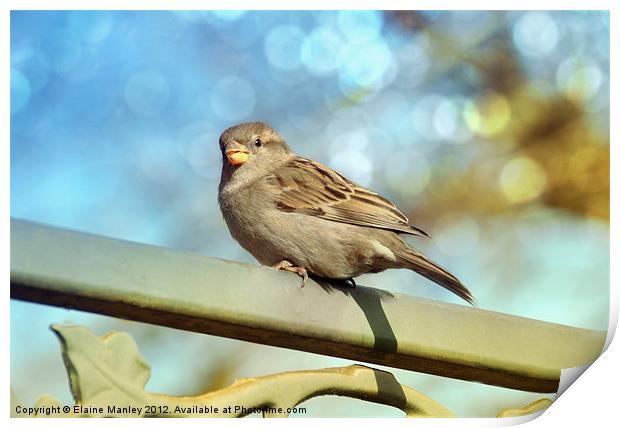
[11, 10, 609, 417]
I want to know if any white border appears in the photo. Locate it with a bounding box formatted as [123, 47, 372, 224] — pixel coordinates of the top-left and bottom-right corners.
[4, 1, 616, 427]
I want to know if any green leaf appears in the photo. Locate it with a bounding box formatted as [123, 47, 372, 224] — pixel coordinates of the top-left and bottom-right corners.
[50, 324, 151, 410]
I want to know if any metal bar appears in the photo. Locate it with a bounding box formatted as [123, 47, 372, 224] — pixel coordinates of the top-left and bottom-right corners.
[10, 218, 605, 393]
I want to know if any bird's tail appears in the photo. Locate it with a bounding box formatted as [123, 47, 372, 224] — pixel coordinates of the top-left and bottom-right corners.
[396, 248, 475, 305]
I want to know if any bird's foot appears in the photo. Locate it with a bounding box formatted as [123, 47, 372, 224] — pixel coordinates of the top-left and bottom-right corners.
[272, 260, 309, 287]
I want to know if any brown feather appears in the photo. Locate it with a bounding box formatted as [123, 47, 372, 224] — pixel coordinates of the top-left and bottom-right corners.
[268, 157, 429, 237]
[396, 248, 476, 305]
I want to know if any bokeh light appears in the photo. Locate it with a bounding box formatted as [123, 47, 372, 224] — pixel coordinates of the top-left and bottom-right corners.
[328, 130, 373, 187]
[210, 76, 256, 122]
[67, 10, 113, 44]
[339, 38, 393, 91]
[556, 56, 603, 102]
[499, 156, 547, 204]
[512, 12, 559, 58]
[463, 92, 512, 138]
[264, 25, 306, 70]
[301, 27, 344, 75]
[337, 11, 383, 42]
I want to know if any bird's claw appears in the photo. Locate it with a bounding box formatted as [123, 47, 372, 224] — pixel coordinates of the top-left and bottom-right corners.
[272, 260, 309, 287]
[299, 268, 309, 287]
[343, 278, 356, 289]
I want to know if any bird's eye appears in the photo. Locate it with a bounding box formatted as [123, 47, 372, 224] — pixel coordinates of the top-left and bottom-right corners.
[254, 138, 262, 147]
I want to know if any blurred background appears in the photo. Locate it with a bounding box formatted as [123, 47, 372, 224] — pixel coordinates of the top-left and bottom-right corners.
[11, 10, 609, 417]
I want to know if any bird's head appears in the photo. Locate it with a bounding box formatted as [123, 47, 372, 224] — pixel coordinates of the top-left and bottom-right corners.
[219, 122, 291, 171]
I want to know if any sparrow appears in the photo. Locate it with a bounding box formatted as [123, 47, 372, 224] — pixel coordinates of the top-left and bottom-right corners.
[217, 122, 475, 305]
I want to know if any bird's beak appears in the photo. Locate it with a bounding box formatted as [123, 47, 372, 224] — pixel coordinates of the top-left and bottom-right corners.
[225, 142, 251, 167]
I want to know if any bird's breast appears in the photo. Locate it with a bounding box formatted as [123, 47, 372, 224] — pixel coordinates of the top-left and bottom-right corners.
[219, 184, 284, 265]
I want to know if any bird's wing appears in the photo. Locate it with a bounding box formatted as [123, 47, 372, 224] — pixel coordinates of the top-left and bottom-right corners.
[266, 157, 428, 236]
